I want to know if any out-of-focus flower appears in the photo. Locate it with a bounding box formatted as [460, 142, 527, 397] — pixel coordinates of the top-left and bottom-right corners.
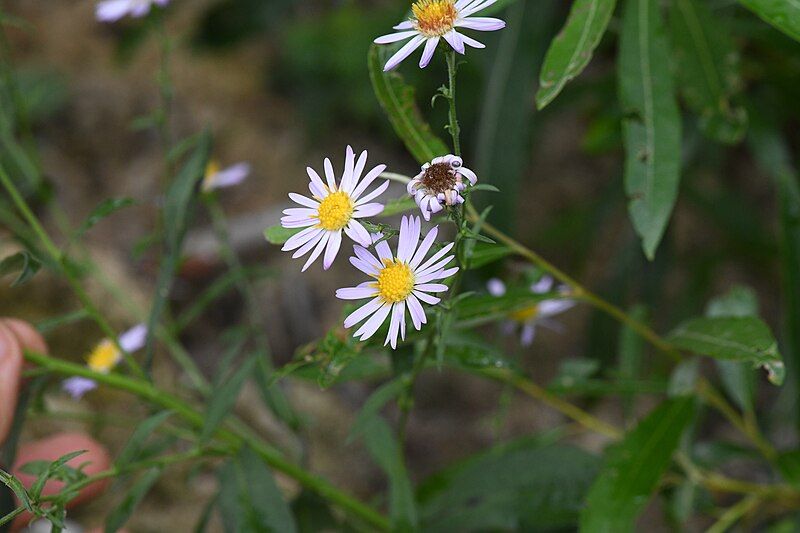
[202, 161, 250, 192]
[488, 276, 574, 346]
[407, 155, 477, 221]
[374, 0, 506, 70]
[336, 216, 458, 348]
[281, 146, 389, 271]
[95, 0, 169, 22]
[62, 324, 148, 399]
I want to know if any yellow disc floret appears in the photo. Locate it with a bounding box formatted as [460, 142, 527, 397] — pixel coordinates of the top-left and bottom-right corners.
[316, 191, 354, 231]
[412, 0, 458, 36]
[376, 259, 415, 303]
[87, 339, 122, 374]
[510, 305, 539, 323]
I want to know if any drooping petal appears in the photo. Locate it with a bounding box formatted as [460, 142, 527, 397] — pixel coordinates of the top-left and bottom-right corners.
[455, 17, 506, 31]
[345, 219, 373, 247]
[354, 303, 392, 340]
[459, 166, 478, 185]
[344, 297, 385, 328]
[383, 35, 426, 71]
[283, 227, 322, 252]
[443, 31, 466, 54]
[407, 294, 426, 330]
[301, 232, 330, 272]
[419, 37, 440, 68]
[374, 30, 419, 45]
[323, 230, 342, 270]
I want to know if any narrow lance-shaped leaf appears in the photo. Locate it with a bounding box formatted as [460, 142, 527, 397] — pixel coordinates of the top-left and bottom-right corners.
[580, 397, 695, 532]
[0, 250, 40, 287]
[667, 316, 785, 385]
[618, 0, 682, 259]
[201, 357, 256, 443]
[536, 0, 617, 109]
[670, 0, 747, 144]
[739, 0, 800, 43]
[105, 468, 162, 533]
[368, 44, 449, 164]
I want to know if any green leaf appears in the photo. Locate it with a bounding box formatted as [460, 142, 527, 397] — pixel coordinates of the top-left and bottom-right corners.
[580, 397, 695, 532]
[264, 225, 302, 245]
[536, 0, 617, 109]
[291, 491, 338, 532]
[466, 243, 513, 269]
[668, 316, 785, 385]
[105, 467, 162, 533]
[0, 468, 34, 513]
[469, 183, 500, 193]
[670, 0, 747, 144]
[201, 357, 256, 443]
[73, 197, 135, 239]
[618, 0, 682, 259]
[368, 45, 450, 165]
[443, 333, 515, 371]
[361, 418, 417, 531]
[378, 197, 418, 217]
[29, 450, 87, 500]
[115, 411, 173, 468]
[420, 437, 600, 532]
[348, 379, 404, 442]
[0, 250, 41, 287]
[617, 305, 647, 420]
[739, 0, 800, 42]
[706, 286, 758, 412]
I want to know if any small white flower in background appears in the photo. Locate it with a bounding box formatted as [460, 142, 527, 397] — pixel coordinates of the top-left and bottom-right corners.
[336, 216, 458, 348]
[281, 146, 390, 271]
[202, 161, 250, 192]
[374, 0, 506, 71]
[407, 154, 477, 221]
[96, 0, 169, 22]
[62, 324, 148, 399]
[488, 276, 575, 346]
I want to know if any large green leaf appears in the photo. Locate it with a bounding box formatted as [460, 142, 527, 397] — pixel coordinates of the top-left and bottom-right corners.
[670, 0, 747, 143]
[536, 0, 617, 109]
[668, 316, 785, 385]
[368, 44, 450, 164]
[739, 0, 800, 42]
[618, 0, 682, 259]
[420, 436, 600, 532]
[579, 397, 695, 532]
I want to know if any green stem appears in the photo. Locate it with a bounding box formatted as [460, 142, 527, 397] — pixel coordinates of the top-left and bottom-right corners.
[23, 350, 389, 531]
[0, 163, 145, 379]
[446, 50, 461, 157]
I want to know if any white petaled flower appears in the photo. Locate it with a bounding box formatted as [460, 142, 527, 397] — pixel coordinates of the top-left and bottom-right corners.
[281, 146, 390, 271]
[62, 324, 148, 399]
[407, 154, 477, 221]
[488, 276, 575, 346]
[96, 0, 169, 22]
[202, 161, 250, 192]
[374, 0, 506, 71]
[336, 216, 458, 349]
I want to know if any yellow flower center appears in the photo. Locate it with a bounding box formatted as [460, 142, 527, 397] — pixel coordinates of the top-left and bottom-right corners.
[510, 305, 539, 323]
[376, 259, 415, 303]
[87, 339, 121, 374]
[412, 0, 458, 36]
[316, 191, 354, 231]
[202, 160, 220, 190]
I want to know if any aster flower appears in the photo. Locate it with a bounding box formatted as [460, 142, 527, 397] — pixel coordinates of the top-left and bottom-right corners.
[202, 161, 250, 192]
[96, 0, 169, 22]
[374, 0, 506, 71]
[62, 324, 148, 399]
[336, 216, 458, 348]
[488, 276, 574, 346]
[407, 154, 477, 221]
[281, 146, 390, 271]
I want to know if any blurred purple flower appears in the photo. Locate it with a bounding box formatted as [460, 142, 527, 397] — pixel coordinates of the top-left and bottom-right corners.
[62, 377, 98, 400]
[202, 161, 251, 192]
[95, 0, 169, 23]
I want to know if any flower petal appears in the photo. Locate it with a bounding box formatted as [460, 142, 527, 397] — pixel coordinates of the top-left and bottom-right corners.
[383, 35, 426, 71]
[323, 157, 338, 191]
[354, 180, 390, 206]
[344, 297, 385, 328]
[340, 145, 356, 193]
[336, 285, 378, 300]
[416, 242, 455, 272]
[288, 193, 319, 208]
[119, 324, 147, 352]
[487, 278, 506, 296]
[443, 31, 465, 54]
[307, 167, 328, 198]
[354, 303, 392, 340]
[283, 227, 323, 252]
[374, 30, 419, 44]
[413, 290, 440, 305]
[345, 219, 373, 247]
[419, 37, 440, 68]
[407, 294, 426, 329]
[323, 230, 342, 270]
[351, 164, 387, 200]
[414, 283, 449, 293]
[301, 232, 330, 271]
[455, 17, 506, 31]
[354, 203, 385, 218]
[409, 225, 438, 268]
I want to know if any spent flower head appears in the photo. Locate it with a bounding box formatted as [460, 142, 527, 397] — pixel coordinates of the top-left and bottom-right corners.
[95, 0, 169, 22]
[374, 0, 506, 70]
[407, 154, 477, 221]
[62, 324, 148, 399]
[281, 146, 389, 271]
[336, 216, 458, 348]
